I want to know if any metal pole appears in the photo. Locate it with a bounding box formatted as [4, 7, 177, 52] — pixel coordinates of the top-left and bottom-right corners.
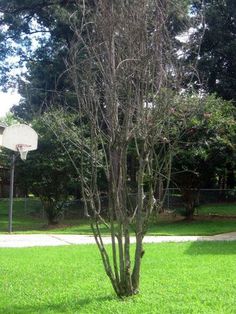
[167, 188, 170, 209]
[8, 154, 15, 233]
[24, 194, 27, 214]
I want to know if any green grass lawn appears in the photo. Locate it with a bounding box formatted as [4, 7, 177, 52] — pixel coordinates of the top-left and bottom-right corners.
[6, 219, 235, 236]
[197, 203, 236, 216]
[147, 219, 236, 236]
[0, 198, 236, 235]
[0, 242, 236, 313]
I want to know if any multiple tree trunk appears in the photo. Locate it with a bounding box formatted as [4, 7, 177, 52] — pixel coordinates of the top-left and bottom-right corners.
[66, 0, 176, 297]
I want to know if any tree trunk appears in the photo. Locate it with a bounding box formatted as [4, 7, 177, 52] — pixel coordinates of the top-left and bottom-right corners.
[181, 189, 196, 220]
[184, 204, 195, 220]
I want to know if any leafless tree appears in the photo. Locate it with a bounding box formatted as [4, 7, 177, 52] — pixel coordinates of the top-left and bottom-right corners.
[45, 0, 188, 298]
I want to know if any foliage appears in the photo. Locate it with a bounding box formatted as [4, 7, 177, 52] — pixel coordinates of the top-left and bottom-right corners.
[41, 109, 108, 197]
[0, 0, 191, 120]
[189, 0, 236, 102]
[171, 93, 236, 218]
[0, 0, 77, 119]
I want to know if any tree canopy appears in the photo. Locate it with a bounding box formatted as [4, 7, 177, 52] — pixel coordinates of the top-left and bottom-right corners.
[190, 0, 236, 101]
[0, 0, 77, 119]
[0, 0, 191, 119]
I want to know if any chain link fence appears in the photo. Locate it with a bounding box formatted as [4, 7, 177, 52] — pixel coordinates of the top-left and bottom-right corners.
[21, 189, 236, 218]
[64, 189, 236, 218]
[164, 189, 236, 209]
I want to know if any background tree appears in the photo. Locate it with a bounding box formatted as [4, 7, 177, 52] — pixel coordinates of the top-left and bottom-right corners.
[0, 0, 78, 119]
[172, 93, 236, 218]
[189, 0, 236, 102]
[0, 0, 190, 119]
[15, 114, 82, 225]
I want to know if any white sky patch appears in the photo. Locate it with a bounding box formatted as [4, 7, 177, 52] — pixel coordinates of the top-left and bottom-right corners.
[0, 90, 21, 117]
[176, 27, 197, 43]
[0, 17, 50, 119]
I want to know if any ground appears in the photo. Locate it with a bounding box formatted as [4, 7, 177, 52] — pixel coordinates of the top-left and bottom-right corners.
[0, 199, 236, 313]
[0, 242, 236, 313]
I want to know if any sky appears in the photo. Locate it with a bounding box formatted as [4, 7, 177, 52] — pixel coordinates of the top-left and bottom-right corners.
[0, 90, 21, 118]
[0, 18, 45, 119]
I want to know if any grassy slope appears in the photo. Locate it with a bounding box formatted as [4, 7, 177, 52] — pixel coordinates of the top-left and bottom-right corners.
[0, 199, 236, 235]
[0, 242, 236, 313]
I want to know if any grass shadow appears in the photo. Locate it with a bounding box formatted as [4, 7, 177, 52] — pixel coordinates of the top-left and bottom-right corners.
[185, 241, 236, 255]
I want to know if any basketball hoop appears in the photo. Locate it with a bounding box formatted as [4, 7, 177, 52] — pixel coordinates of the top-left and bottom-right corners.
[2, 124, 38, 159]
[16, 144, 32, 161]
[0, 124, 38, 233]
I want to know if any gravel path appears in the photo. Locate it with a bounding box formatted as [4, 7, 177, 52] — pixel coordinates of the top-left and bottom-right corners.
[0, 232, 236, 248]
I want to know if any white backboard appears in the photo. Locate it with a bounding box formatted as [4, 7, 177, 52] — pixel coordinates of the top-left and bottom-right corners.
[0, 122, 7, 147]
[2, 124, 38, 152]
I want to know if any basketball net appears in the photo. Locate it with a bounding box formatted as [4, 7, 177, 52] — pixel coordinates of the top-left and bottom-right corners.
[16, 144, 31, 161]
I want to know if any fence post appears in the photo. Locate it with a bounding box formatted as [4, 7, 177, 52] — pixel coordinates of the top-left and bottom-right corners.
[24, 195, 27, 214]
[167, 188, 170, 209]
